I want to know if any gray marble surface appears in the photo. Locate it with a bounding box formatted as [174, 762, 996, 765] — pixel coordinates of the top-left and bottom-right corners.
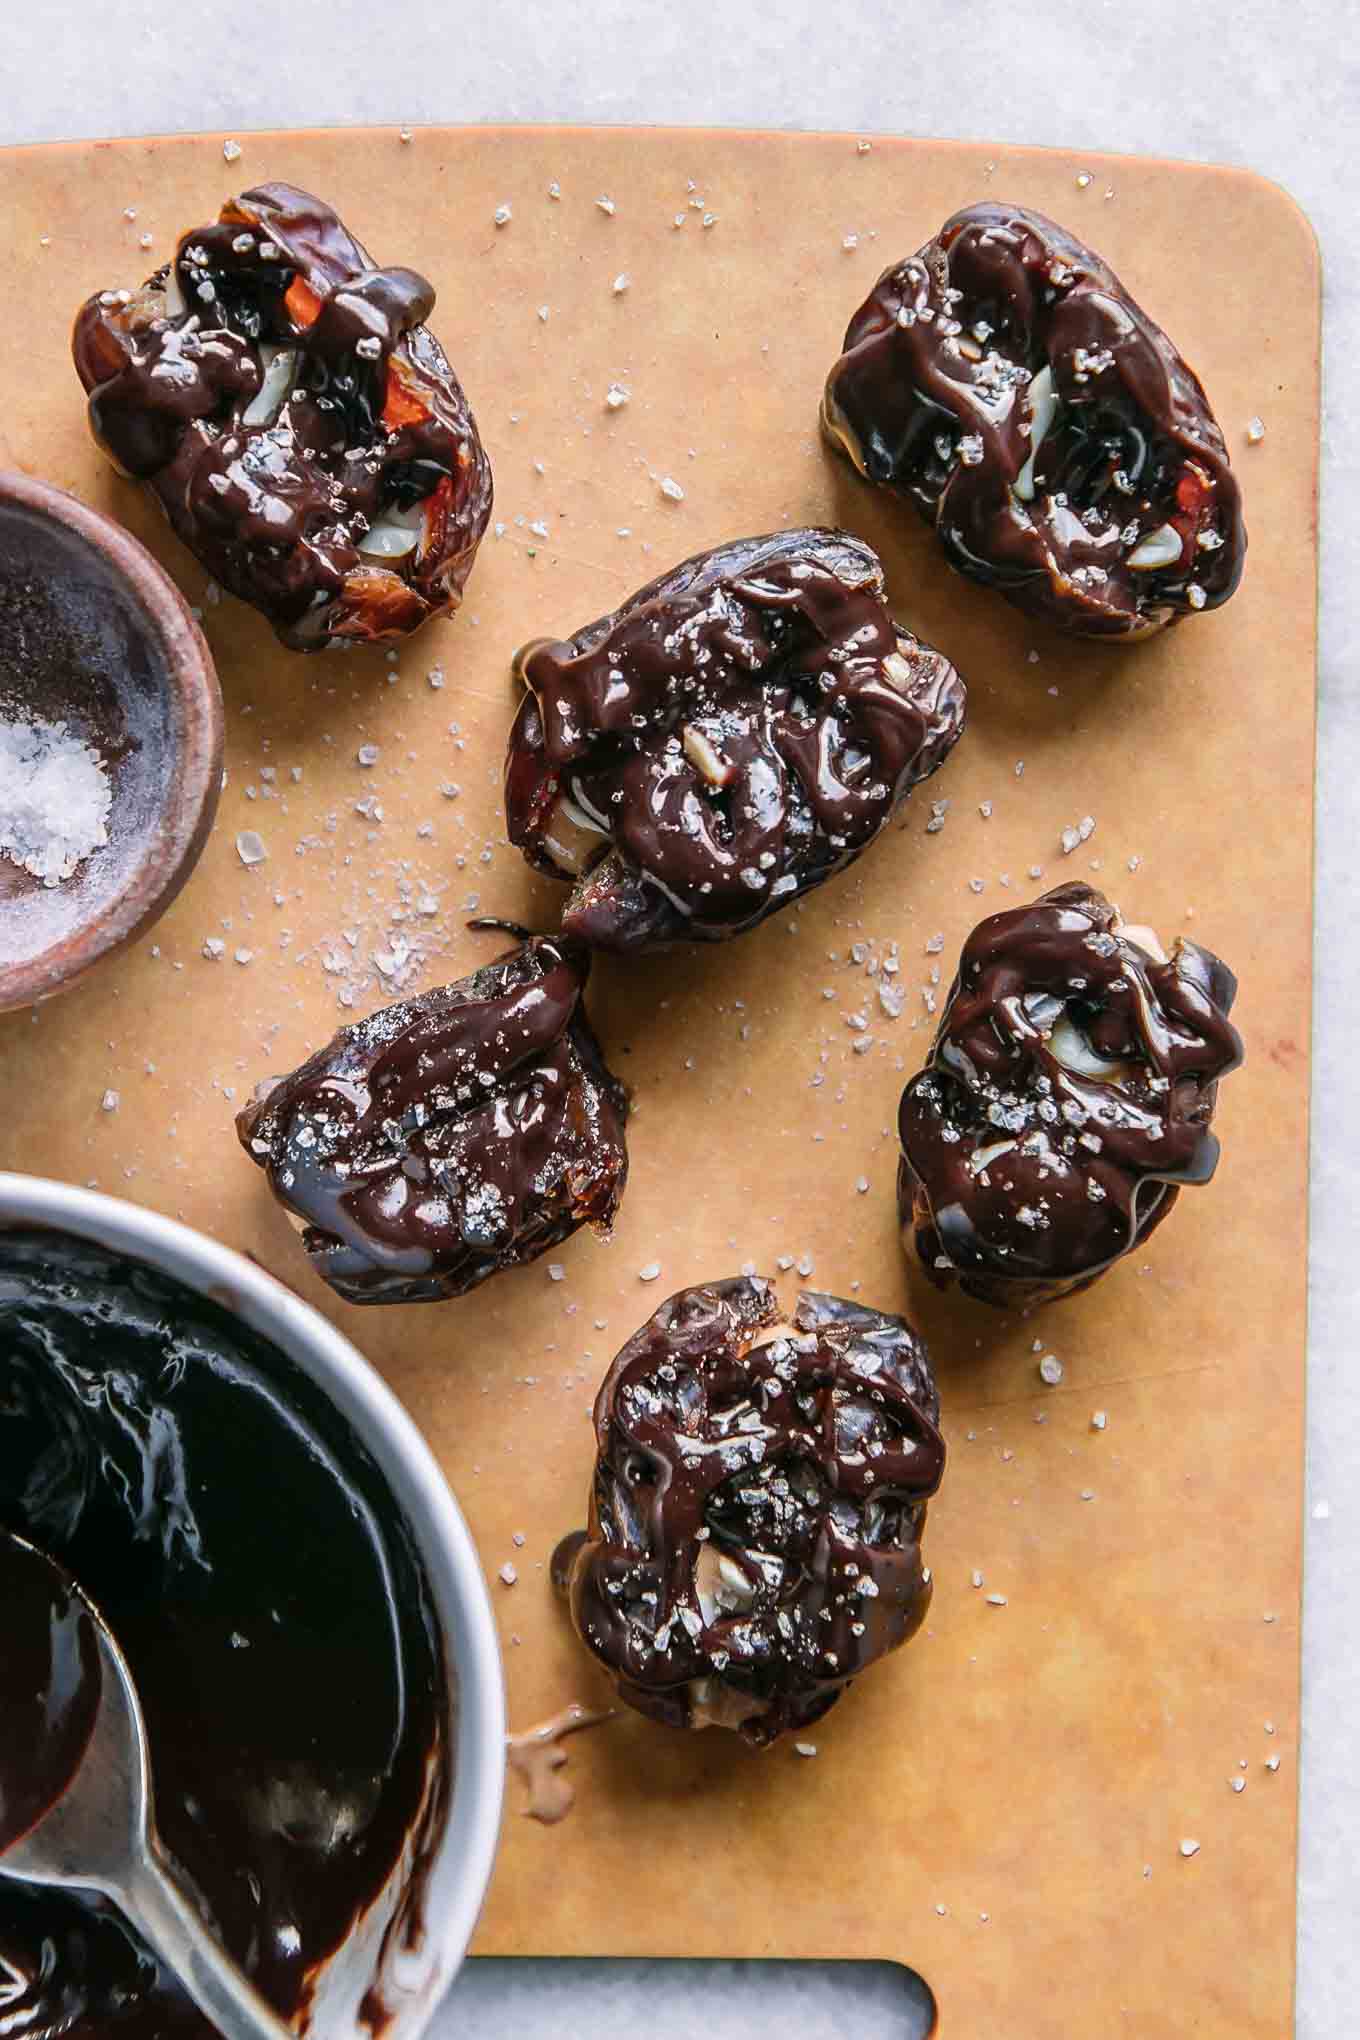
[1, 3, 1351, 2031]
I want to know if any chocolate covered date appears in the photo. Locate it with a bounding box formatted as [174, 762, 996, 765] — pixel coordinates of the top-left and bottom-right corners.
[505, 528, 965, 952]
[237, 934, 628, 1303]
[823, 203, 1245, 639]
[898, 884, 1243, 1306]
[560, 1276, 944, 1744]
[73, 183, 492, 650]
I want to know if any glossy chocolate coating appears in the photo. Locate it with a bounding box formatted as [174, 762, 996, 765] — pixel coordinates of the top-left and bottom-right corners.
[0, 1232, 446, 2038]
[0, 1538, 101, 1854]
[898, 884, 1243, 1306]
[505, 528, 966, 952]
[563, 1277, 944, 1744]
[823, 202, 1245, 639]
[237, 932, 629, 1304]
[73, 183, 492, 650]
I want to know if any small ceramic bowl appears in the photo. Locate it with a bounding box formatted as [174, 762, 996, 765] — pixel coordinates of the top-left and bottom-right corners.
[0, 467, 223, 1011]
[0, 1172, 506, 2037]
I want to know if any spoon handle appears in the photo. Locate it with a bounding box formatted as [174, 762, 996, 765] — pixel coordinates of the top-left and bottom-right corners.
[120, 1844, 297, 2040]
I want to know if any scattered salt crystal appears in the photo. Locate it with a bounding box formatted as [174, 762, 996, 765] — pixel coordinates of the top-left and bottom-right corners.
[234, 948, 253, 966]
[202, 937, 225, 960]
[1179, 1839, 1200, 1859]
[537, 304, 550, 322]
[855, 1176, 870, 1195]
[548, 1263, 566, 1282]
[702, 213, 718, 229]
[638, 1261, 662, 1282]
[843, 233, 859, 251]
[857, 139, 872, 154]
[548, 181, 561, 200]
[796, 1253, 814, 1277]
[1091, 1410, 1107, 1431]
[1265, 1756, 1281, 1772]
[498, 1563, 518, 1587]
[399, 127, 413, 143]
[1246, 416, 1266, 444]
[1061, 816, 1096, 855]
[0, 716, 112, 884]
[612, 272, 630, 294]
[985, 1593, 1008, 1608]
[494, 203, 513, 227]
[512, 1531, 526, 1548]
[1076, 172, 1092, 188]
[793, 1742, 818, 1758]
[605, 383, 630, 410]
[1038, 1354, 1063, 1386]
[1230, 1777, 1246, 1793]
[222, 139, 242, 162]
[659, 475, 685, 501]
[139, 232, 154, 249]
[971, 1571, 984, 1588]
[1312, 1498, 1331, 1520]
[236, 830, 267, 866]
[596, 195, 616, 216]
[101, 1090, 120, 1112]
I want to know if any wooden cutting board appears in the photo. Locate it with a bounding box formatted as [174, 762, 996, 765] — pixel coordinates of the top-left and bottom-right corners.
[0, 127, 1318, 2037]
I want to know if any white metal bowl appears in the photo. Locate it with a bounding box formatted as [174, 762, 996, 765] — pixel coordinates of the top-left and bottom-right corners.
[0, 1171, 505, 2038]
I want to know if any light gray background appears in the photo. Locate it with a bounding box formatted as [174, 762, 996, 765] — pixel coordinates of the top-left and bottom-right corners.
[1, 5, 1351, 2033]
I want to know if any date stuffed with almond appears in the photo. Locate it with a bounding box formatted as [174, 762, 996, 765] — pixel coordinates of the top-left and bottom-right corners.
[72, 183, 492, 649]
[823, 203, 1245, 639]
[505, 528, 966, 952]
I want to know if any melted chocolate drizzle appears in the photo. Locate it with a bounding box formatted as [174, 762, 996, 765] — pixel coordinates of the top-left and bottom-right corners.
[823, 202, 1245, 638]
[72, 182, 492, 650]
[898, 883, 1244, 1305]
[237, 933, 629, 1304]
[0, 1232, 447, 2038]
[505, 528, 966, 952]
[564, 1278, 944, 1744]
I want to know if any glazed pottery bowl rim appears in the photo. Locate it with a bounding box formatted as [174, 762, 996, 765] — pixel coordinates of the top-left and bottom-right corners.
[0, 1171, 506, 2035]
[0, 471, 224, 1010]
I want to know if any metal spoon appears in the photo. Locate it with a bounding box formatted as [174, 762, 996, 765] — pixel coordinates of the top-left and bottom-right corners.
[0, 1532, 294, 2040]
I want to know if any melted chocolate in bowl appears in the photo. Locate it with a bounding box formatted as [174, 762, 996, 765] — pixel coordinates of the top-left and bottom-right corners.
[0, 1537, 102, 1854]
[0, 1231, 449, 2037]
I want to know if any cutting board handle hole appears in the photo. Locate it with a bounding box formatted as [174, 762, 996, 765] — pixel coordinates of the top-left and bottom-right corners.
[448, 1956, 937, 2035]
